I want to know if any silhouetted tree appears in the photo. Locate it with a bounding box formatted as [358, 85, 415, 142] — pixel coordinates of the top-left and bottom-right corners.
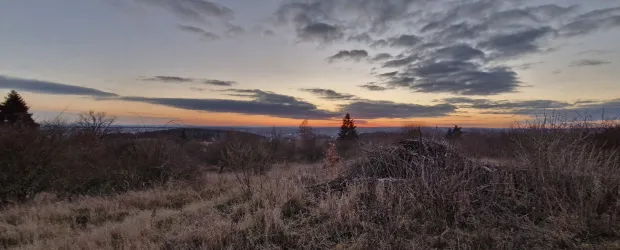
[297, 119, 322, 162]
[338, 113, 359, 141]
[0, 90, 38, 127]
[445, 125, 465, 140]
[75, 110, 117, 139]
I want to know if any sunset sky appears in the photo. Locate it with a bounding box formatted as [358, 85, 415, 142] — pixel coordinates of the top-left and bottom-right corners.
[1, 0, 619, 127]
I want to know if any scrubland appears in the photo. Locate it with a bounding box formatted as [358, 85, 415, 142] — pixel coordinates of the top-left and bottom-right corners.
[1, 117, 620, 249]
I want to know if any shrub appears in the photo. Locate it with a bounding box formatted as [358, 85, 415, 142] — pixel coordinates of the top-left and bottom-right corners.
[218, 133, 272, 194]
[0, 126, 198, 204]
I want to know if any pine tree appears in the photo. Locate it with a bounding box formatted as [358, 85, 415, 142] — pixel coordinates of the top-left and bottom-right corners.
[0, 90, 38, 127]
[338, 113, 359, 141]
[445, 125, 464, 140]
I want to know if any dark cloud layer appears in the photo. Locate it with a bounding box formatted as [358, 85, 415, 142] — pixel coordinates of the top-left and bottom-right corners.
[275, 0, 620, 96]
[371, 53, 392, 61]
[144, 76, 194, 83]
[327, 50, 369, 62]
[341, 101, 456, 119]
[178, 24, 221, 40]
[358, 83, 390, 91]
[569, 59, 611, 67]
[408, 67, 520, 95]
[203, 80, 237, 86]
[136, 0, 234, 22]
[558, 7, 620, 37]
[434, 44, 485, 61]
[297, 23, 344, 43]
[478, 27, 554, 58]
[143, 76, 236, 86]
[443, 97, 620, 119]
[117, 88, 457, 119]
[121, 89, 336, 119]
[388, 34, 420, 48]
[0, 76, 118, 97]
[301, 88, 358, 100]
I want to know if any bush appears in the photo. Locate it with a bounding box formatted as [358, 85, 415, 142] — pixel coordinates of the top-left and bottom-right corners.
[218, 133, 272, 194]
[0, 126, 198, 204]
[314, 124, 620, 248]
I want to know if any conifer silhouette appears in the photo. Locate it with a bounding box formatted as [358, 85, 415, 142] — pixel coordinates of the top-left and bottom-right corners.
[338, 113, 359, 141]
[0, 90, 38, 127]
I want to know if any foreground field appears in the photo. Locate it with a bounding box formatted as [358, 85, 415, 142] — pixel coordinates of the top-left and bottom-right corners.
[1, 163, 344, 249]
[2, 121, 620, 249]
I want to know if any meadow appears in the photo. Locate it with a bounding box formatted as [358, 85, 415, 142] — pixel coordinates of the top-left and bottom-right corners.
[1, 114, 620, 249]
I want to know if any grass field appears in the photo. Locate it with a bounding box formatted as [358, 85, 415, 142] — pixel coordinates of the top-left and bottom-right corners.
[2, 118, 620, 249]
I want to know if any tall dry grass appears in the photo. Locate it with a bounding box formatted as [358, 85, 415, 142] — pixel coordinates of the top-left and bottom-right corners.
[1, 115, 620, 249]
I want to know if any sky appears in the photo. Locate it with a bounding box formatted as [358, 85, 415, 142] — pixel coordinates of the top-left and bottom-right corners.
[1, 0, 619, 127]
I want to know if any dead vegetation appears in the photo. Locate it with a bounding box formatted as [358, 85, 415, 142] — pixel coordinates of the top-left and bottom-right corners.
[1, 116, 620, 249]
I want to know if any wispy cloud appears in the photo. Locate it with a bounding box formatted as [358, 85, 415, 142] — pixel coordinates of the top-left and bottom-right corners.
[0, 76, 118, 97]
[300, 88, 358, 100]
[177, 24, 221, 40]
[569, 59, 612, 67]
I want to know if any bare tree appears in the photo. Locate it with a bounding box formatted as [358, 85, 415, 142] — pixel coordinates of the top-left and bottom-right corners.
[75, 111, 118, 139]
[219, 133, 271, 195]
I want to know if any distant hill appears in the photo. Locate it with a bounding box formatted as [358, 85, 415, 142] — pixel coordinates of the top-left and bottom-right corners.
[111, 128, 264, 141]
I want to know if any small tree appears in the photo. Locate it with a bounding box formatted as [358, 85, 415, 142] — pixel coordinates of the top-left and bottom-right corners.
[337, 113, 359, 158]
[298, 119, 322, 162]
[0, 90, 38, 127]
[445, 125, 465, 140]
[338, 113, 359, 141]
[75, 111, 117, 139]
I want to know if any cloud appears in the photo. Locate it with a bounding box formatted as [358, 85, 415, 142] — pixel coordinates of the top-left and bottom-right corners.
[143, 76, 237, 86]
[513, 61, 545, 70]
[203, 80, 237, 86]
[117, 88, 460, 120]
[340, 101, 456, 119]
[0, 76, 118, 97]
[558, 7, 620, 37]
[433, 22, 488, 41]
[225, 24, 245, 36]
[297, 23, 344, 43]
[326, 50, 369, 62]
[347, 33, 374, 43]
[358, 83, 389, 91]
[388, 34, 420, 47]
[571, 99, 620, 120]
[441, 97, 620, 119]
[371, 53, 392, 61]
[434, 44, 485, 61]
[135, 0, 234, 23]
[446, 97, 571, 111]
[398, 62, 521, 95]
[263, 29, 275, 36]
[569, 59, 612, 67]
[377, 71, 398, 78]
[177, 24, 221, 40]
[300, 88, 357, 100]
[478, 27, 554, 58]
[382, 55, 418, 68]
[386, 76, 416, 88]
[190, 87, 205, 92]
[577, 49, 615, 55]
[143, 76, 194, 83]
[120, 89, 337, 119]
[275, 0, 419, 34]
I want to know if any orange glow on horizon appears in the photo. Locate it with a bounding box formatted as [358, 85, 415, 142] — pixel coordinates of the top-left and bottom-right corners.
[25, 93, 527, 129]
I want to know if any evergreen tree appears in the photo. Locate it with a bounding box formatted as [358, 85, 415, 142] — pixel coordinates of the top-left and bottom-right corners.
[0, 90, 38, 127]
[445, 125, 465, 140]
[338, 113, 359, 141]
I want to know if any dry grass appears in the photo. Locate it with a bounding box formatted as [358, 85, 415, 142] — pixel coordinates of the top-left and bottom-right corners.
[2, 117, 620, 249]
[0, 163, 342, 249]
